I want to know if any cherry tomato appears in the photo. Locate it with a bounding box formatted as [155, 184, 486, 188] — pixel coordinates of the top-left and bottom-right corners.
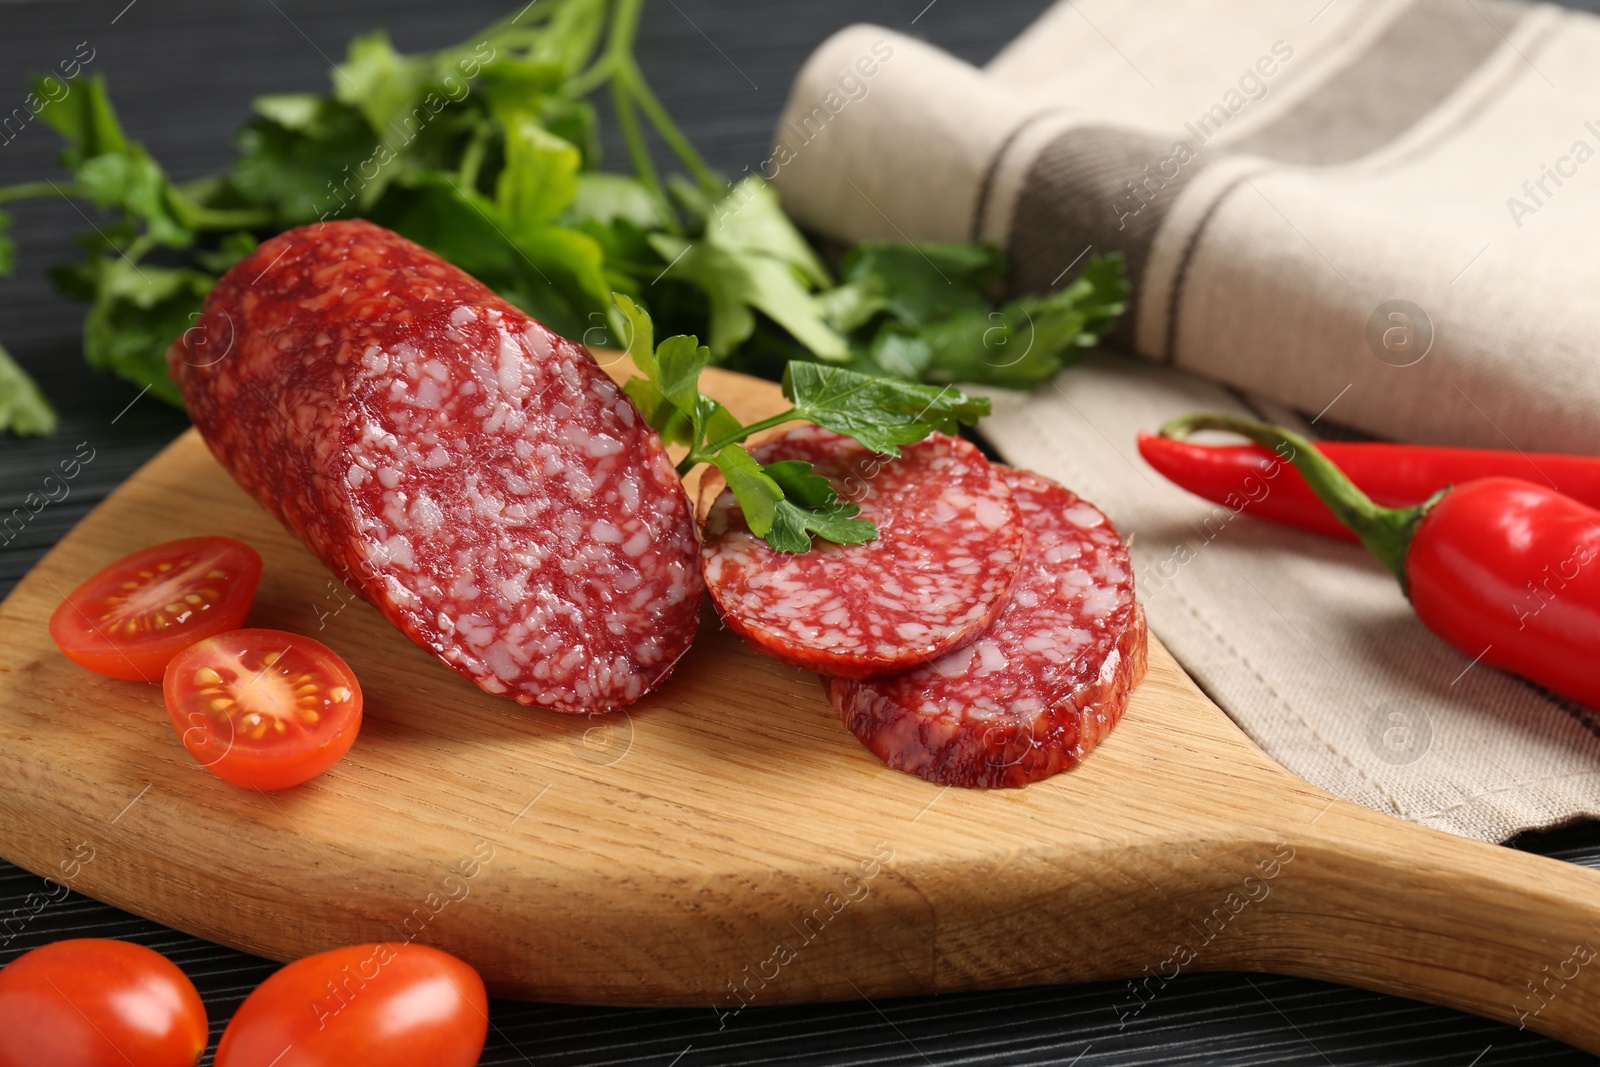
[49, 536, 262, 682]
[214, 943, 487, 1067]
[163, 629, 362, 790]
[0, 939, 208, 1067]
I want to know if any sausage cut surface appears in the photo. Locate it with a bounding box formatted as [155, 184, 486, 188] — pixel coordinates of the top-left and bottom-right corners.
[827, 469, 1146, 787]
[701, 426, 1023, 678]
[170, 220, 700, 714]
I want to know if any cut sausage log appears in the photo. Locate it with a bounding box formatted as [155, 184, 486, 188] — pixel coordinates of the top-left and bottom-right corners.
[827, 469, 1146, 787]
[169, 220, 700, 714]
[701, 425, 1023, 678]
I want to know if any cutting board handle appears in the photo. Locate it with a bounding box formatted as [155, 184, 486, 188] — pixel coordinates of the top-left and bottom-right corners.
[1232, 795, 1600, 1052]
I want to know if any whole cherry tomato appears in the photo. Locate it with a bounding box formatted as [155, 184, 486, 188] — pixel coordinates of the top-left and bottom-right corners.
[215, 943, 487, 1067]
[0, 939, 208, 1067]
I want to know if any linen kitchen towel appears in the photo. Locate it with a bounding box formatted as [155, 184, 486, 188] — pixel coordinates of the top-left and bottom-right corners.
[771, 0, 1600, 841]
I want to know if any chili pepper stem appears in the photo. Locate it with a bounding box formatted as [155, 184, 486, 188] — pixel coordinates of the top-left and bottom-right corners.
[1158, 413, 1443, 595]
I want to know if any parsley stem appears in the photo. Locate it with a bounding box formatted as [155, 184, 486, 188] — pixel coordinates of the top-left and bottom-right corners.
[181, 205, 274, 231]
[612, 77, 660, 197]
[124, 234, 157, 263]
[0, 181, 80, 204]
[703, 408, 799, 452]
[165, 182, 273, 231]
[604, 0, 717, 215]
[566, 54, 615, 99]
[608, 0, 663, 204]
[457, 124, 491, 190]
[624, 63, 719, 193]
[605, 0, 646, 87]
[678, 407, 801, 474]
[612, 81, 661, 202]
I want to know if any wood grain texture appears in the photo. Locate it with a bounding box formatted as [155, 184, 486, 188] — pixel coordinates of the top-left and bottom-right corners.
[1, 360, 1599, 1052]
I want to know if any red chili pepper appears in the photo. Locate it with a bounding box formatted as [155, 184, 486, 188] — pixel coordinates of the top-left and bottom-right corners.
[1161, 414, 1600, 708]
[1137, 431, 1600, 543]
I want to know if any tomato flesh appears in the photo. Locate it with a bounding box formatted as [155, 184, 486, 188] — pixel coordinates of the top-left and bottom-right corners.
[49, 536, 262, 681]
[0, 938, 208, 1067]
[214, 943, 487, 1067]
[163, 629, 362, 790]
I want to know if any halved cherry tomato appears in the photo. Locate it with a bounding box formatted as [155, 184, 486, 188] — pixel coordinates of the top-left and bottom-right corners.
[163, 629, 362, 790]
[0, 938, 208, 1067]
[214, 943, 487, 1067]
[49, 536, 262, 682]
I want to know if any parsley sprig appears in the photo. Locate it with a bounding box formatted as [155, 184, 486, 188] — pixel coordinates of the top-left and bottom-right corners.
[615, 295, 988, 552]
[0, 0, 1124, 437]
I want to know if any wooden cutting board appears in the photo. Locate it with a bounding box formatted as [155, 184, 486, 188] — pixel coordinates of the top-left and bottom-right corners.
[4, 361, 1600, 1053]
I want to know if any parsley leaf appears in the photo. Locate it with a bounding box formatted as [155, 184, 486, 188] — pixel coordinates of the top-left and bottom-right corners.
[333, 31, 434, 133]
[496, 110, 581, 227]
[649, 235, 844, 361]
[647, 177, 846, 361]
[232, 97, 378, 224]
[699, 177, 829, 288]
[36, 73, 129, 166]
[570, 172, 667, 230]
[760, 459, 837, 507]
[75, 151, 193, 248]
[818, 241, 998, 332]
[783, 361, 991, 455]
[705, 446, 872, 553]
[81, 259, 212, 407]
[0, 343, 57, 437]
[706, 442, 782, 535]
[615, 293, 738, 447]
[0, 0, 1128, 438]
[760, 458, 873, 553]
[765, 498, 875, 553]
[916, 253, 1129, 387]
[822, 242, 1128, 388]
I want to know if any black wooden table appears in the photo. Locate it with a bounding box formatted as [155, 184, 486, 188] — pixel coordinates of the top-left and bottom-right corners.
[3, 1, 1599, 1063]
